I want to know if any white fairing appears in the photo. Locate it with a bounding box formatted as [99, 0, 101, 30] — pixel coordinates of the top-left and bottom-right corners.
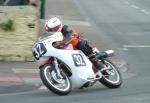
[33, 32, 96, 89]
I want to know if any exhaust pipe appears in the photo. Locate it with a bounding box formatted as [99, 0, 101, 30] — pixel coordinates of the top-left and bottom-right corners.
[98, 50, 114, 58]
[105, 50, 114, 57]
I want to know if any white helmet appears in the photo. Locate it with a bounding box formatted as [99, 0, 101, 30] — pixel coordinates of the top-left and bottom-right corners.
[45, 17, 63, 32]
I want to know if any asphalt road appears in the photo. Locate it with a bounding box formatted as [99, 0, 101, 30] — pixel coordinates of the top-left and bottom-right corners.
[74, 0, 150, 102]
[0, 0, 150, 103]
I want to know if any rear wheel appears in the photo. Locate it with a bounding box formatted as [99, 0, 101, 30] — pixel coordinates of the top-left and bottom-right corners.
[40, 65, 72, 95]
[99, 59, 122, 88]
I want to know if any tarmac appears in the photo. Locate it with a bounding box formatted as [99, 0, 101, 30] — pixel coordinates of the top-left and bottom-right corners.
[0, 0, 128, 94]
[0, 62, 41, 94]
[0, 0, 87, 94]
[0, 59, 128, 94]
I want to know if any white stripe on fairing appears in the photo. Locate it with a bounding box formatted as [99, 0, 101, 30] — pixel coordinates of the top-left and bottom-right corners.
[12, 68, 39, 73]
[123, 45, 150, 48]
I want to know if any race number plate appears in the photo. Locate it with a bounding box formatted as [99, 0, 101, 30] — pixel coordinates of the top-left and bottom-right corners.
[33, 43, 47, 60]
[72, 54, 86, 66]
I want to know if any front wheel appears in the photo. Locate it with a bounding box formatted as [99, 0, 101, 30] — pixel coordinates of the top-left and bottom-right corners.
[99, 59, 122, 88]
[40, 65, 72, 95]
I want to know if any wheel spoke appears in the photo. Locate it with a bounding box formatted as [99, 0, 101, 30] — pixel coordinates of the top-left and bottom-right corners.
[102, 61, 120, 84]
[49, 70, 70, 90]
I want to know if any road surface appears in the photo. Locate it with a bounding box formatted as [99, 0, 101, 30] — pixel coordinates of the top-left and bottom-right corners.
[0, 0, 150, 103]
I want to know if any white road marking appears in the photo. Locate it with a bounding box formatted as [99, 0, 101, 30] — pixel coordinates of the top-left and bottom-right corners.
[12, 68, 39, 74]
[0, 90, 40, 97]
[130, 5, 139, 9]
[42, 16, 91, 26]
[0, 77, 22, 82]
[123, 45, 150, 48]
[124, 1, 130, 5]
[38, 85, 47, 90]
[125, 32, 150, 36]
[140, 9, 150, 15]
[63, 20, 91, 26]
[117, 48, 128, 51]
[121, 0, 150, 16]
[23, 78, 41, 84]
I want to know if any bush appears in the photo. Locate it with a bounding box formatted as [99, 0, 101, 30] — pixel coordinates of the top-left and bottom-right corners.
[0, 19, 15, 31]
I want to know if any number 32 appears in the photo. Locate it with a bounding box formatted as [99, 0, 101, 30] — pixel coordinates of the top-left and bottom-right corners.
[33, 43, 47, 60]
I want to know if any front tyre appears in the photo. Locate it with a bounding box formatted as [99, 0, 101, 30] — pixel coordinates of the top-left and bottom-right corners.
[40, 65, 72, 95]
[99, 59, 122, 88]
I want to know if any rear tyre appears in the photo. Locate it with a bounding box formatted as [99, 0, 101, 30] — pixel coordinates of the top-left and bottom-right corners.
[99, 59, 122, 88]
[40, 65, 72, 95]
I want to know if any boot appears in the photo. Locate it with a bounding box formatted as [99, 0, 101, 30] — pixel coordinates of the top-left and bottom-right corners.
[94, 60, 105, 70]
[90, 55, 104, 70]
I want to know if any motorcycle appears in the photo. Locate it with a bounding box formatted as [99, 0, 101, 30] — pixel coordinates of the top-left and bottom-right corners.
[32, 32, 122, 95]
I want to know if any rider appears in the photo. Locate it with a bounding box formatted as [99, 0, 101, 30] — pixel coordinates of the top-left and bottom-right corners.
[45, 17, 104, 69]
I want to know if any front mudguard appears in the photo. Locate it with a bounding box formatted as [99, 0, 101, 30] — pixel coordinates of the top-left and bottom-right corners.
[39, 58, 72, 77]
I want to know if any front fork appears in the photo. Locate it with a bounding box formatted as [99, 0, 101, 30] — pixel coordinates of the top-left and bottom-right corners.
[53, 58, 63, 79]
